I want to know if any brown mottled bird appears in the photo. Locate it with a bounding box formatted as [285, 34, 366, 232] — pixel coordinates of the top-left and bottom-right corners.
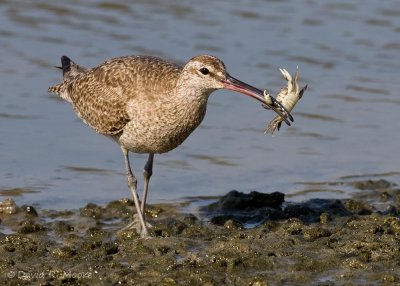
[48, 55, 293, 237]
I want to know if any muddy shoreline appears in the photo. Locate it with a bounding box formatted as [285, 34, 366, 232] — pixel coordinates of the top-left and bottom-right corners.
[0, 179, 399, 285]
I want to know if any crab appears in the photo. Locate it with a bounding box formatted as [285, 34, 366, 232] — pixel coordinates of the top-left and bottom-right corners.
[264, 67, 308, 134]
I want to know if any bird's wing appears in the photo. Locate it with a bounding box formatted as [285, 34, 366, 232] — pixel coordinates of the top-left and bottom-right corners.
[66, 56, 181, 136]
[68, 76, 131, 136]
[67, 60, 140, 136]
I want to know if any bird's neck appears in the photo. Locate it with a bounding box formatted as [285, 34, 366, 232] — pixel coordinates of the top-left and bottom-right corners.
[167, 82, 212, 133]
[174, 74, 214, 104]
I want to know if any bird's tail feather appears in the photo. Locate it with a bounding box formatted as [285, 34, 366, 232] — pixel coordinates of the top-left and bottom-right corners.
[48, 55, 74, 96]
[48, 83, 64, 95]
[48, 56, 88, 102]
[60, 55, 72, 76]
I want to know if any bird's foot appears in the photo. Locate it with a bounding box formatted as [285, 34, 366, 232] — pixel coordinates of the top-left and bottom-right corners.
[121, 214, 153, 238]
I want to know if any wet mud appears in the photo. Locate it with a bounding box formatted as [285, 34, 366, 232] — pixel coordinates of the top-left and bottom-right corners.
[0, 179, 399, 285]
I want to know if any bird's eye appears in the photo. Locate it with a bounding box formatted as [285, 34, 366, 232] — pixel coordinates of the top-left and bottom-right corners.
[199, 67, 209, 75]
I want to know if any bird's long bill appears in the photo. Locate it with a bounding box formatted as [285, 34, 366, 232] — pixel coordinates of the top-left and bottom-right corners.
[222, 74, 294, 125]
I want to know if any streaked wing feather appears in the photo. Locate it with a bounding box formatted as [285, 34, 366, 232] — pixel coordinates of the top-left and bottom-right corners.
[66, 62, 135, 135]
[66, 56, 181, 136]
[69, 79, 130, 135]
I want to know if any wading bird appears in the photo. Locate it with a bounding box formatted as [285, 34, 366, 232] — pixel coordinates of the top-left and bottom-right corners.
[48, 55, 293, 237]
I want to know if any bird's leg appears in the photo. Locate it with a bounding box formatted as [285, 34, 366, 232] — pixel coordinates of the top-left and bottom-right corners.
[141, 153, 154, 215]
[121, 147, 149, 238]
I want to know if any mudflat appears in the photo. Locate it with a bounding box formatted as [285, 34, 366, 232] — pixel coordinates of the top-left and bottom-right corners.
[0, 178, 399, 285]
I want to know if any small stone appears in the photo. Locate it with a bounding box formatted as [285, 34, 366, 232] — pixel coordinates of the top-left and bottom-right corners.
[22, 205, 38, 217]
[320, 212, 331, 224]
[224, 219, 243, 230]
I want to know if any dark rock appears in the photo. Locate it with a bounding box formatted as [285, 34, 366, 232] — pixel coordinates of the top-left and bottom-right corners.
[21, 205, 38, 217]
[204, 190, 284, 212]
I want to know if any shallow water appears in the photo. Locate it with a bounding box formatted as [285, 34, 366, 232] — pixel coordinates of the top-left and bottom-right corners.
[0, 0, 400, 209]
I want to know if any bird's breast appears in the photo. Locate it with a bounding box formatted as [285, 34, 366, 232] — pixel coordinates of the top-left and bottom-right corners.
[118, 96, 208, 154]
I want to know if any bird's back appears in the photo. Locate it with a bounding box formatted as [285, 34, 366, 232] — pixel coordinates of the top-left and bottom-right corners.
[49, 56, 182, 136]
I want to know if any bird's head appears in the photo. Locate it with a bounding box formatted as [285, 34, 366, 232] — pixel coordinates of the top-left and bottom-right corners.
[181, 55, 293, 125]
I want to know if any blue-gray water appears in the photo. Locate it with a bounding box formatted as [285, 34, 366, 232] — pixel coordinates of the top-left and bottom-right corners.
[1, 0, 399, 210]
